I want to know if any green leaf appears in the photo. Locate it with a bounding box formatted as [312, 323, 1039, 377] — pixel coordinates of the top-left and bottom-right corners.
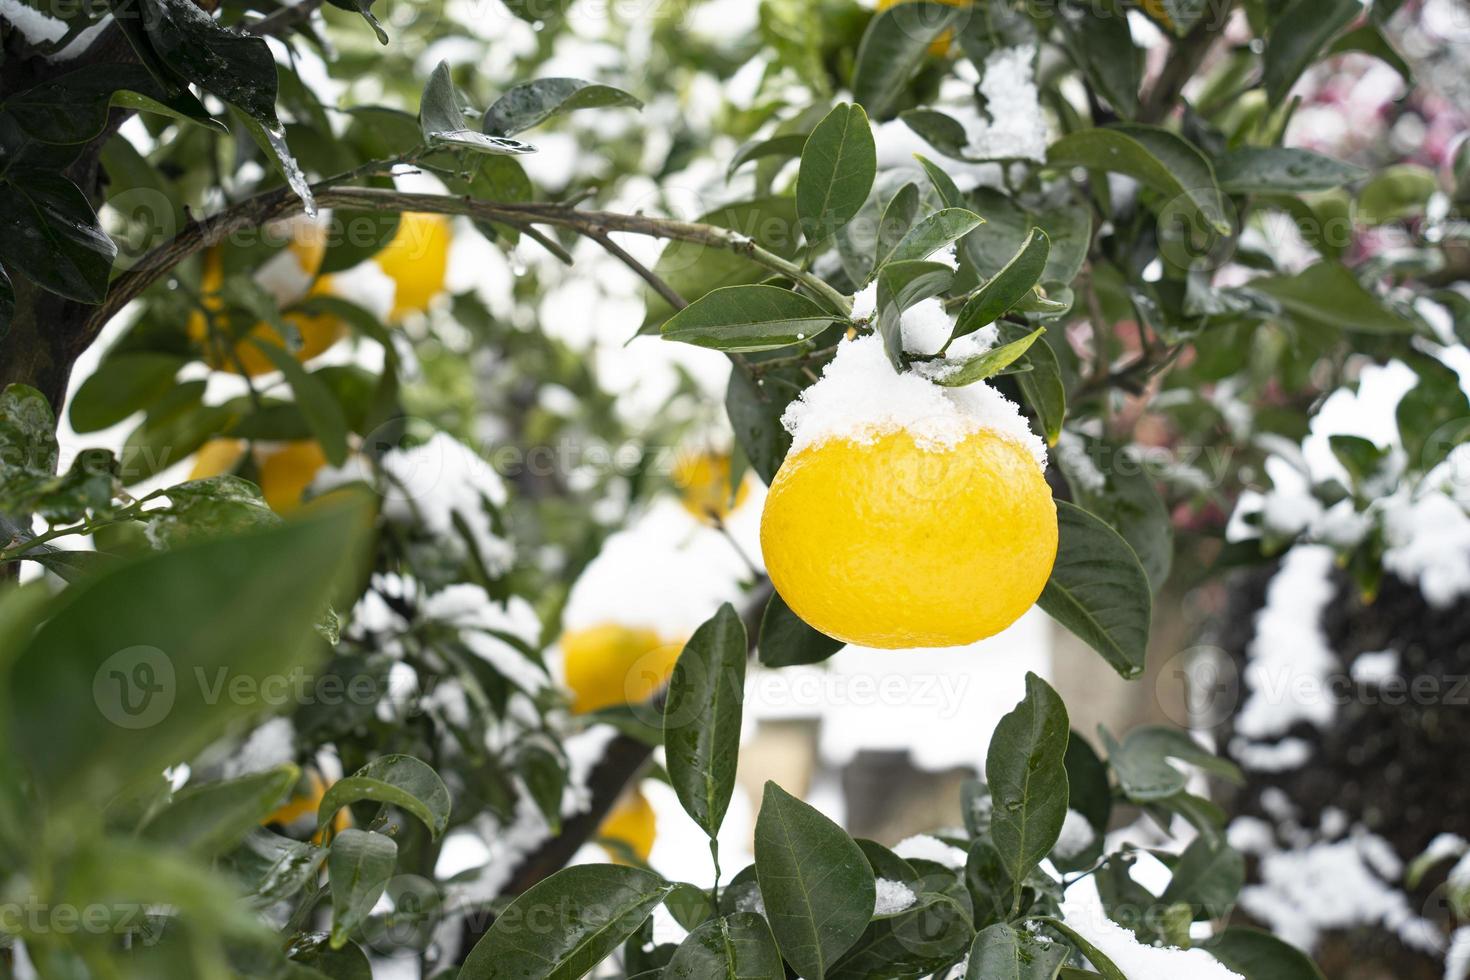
[1205, 927, 1326, 980]
[1328, 24, 1412, 87]
[291, 935, 376, 980]
[1056, 2, 1140, 119]
[1046, 126, 1230, 235]
[796, 103, 877, 241]
[1215, 147, 1365, 194]
[964, 838, 1015, 930]
[728, 133, 810, 177]
[759, 591, 844, 668]
[318, 754, 452, 840]
[324, 0, 390, 43]
[141, 764, 299, 856]
[966, 922, 1068, 980]
[754, 782, 875, 980]
[934, 327, 1045, 387]
[1357, 163, 1439, 225]
[1264, 0, 1362, 105]
[876, 259, 954, 367]
[1032, 918, 1126, 980]
[1055, 436, 1173, 594]
[876, 182, 920, 268]
[899, 109, 972, 159]
[483, 77, 642, 137]
[1061, 734, 1111, 852]
[829, 893, 973, 979]
[1037, 501, 1152, 679]
[3, 503, 364, 811]
[852, 2, 970, 118]
[518, 740, 566, 834]
[223, 828, 325, 908]
[664, 603, 748, 839]
[3, 63, 220, 144]
[0, 264, 13, 335]
[663, 285, 841, 352]
[915, 153, 964, 208]
[726, 357, 800, 485]
[1103, 725, 1242, 802]
[419, 62, 537, 156]
[328, 829, 398, 948]
[888, 208, 984, 265]
[233, 108, 317, 211]
[0, 171, 116, 303]
[1000, 323, 1066, 445]
[641, 197, 802, 333]
[129, 0, 280, 124]
[664, 913, 785, 980]
[986, 673, 1070, 906]
[460, 865, 674, 979]
[1249, 261, 1416, 334]
[68, 353, 185, 434]
[951, 229, 1051, 342]
[249, 341, 351, 466]
[1159, 833, 1245, 920]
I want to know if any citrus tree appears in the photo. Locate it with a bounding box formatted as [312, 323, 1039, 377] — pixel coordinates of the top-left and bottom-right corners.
[0, 0, 1464, 976]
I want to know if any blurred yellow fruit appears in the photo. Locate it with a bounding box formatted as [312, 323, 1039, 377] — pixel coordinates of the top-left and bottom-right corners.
[598, 788, 656, 863]
[1140, 0, 1173, 30]
[258, 441, 329, 514]
[673, 452, 751, 524]
[760, 428, 1057, 648]
[561, 623, 684, 713]
[264, 771, 351, 844]
[876, 0, 970, 56]
[187, 225, 347, 377]
[189, 438, 247, 480]
[186, 439, 328, 514]
[374, 212, 452, 321]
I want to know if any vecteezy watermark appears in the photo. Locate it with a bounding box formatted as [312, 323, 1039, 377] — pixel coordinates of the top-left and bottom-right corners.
[0, 898, 162, 941]
[93, 646, 176, 730]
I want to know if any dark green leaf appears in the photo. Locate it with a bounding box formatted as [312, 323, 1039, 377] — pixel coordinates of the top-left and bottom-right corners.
[915, 153, 964, 208]
[0, 171, 116, 302]
[420, 62, 537, 156]
[249, 341, 350, 466]
[3, 64, 220, 144]
[876, 182, 921, 267]
[951, 229, 1050, 341]
[69, 353, 184, 433]
[318, 755, 452, 840]
[324, 0, 389, 43]
[1215, 147, 1365, 194]
[141, 765, 298, 856]
[728, 133, 810, 177]
[1001, 322, 1066, 444]
[1037, 501, 1152, 679]
[876, 259, 954, 367]
[1031, 918, 1125, 980]
[965, 838, 1015, 931]
[484, 77, 642, 137]
[1205, 927, 1326, 979]
[1102, 725, 1242, 802]
[223, 829, 325, 908]
[663, 285, 842, 352]
[1249, 261, 1415, 334]
[1047, 126, 1230, 235]
[1357, 164, 1439, 225]
[986, 673, 1070, 906]
[889, 208, 984, 265]
[1159, 833, 1245, 920]
[4, 504, 364, 812]
[934, 327, 1045, 387]
[966, 922, 1068, 980]
[796, 103, 877, 241]
[754, 782, 875, 980]
[665, 603, 748, 838]
[852, 2, 970, 118]
[759, 591, 844, 668]
[460, 865, 674, 979]
[1327, 24, 1412, 86]
[328, 829, 398, 948]
[1055, 435, 1173, 593]
[899, 108, 972, 159]
[1056, 2, 1140, 119]
[131, 0, 279, 123]
[1264, 0, 1362, 105]
[829, 893, 973, 979]
[664, 913, 784, 980]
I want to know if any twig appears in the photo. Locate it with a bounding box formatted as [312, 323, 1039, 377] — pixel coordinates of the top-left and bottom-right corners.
[244, 0, 328, 37]
[583, 227, 688, 311]
[1137, 3, 1235, 124]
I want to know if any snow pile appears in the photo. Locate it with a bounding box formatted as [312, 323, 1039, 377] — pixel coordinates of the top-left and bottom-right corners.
[376, 432, 515, 574]
[1238, 831, 1438, 954]
[1061, 912, 1244, 979]
[894, 834, 968, 870]
[1351, 648, 1400, 685]
[780, 334, 1047, 469]
[421, 585, 547, 694]
[1053, 809, 1097, 860]
[874, 878, 917, 916]
[1447, 927, 1470, 980]
[1232, 545, 1339, 750]
[1382, 487, 1470, 608]
[965, 46, 1050, 162]
[0, 0, 68, 45]
[221, 717, 296, 778]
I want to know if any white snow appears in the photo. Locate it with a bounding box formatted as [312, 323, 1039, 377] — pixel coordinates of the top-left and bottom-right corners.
[1234, 545, 1339, 740]
[1351, 649, 1400, 685]
[1230, 737, 1314, 772]
[376, 432, 515, 575]
[1060, 911, 1244, 980]
[0, 0, 68, 45]
[1447, 927, 1470, 980]
[965, 46, 1050, 162]
[894, 834, 968, 870]
[1382, 490, 1470, 607]
[780, 334, 1047, 470]
[874, 878, 917, 916]
[420, 586, 547, 694]
[221, 717, 296, 778]
[1053, 809, 1097, 860]
[900, 298, 956, 356]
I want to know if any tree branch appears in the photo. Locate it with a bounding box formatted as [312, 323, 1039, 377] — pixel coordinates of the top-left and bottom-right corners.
[1138, 3, 1235, 124]
[87, 184, 850, 339]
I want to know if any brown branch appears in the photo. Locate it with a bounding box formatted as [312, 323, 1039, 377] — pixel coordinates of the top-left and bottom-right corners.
[583, 226, 688, 312]
[1138, 3, 1235, 125]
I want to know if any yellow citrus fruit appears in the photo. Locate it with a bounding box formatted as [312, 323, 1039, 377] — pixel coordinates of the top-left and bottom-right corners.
[187, 234, 346, 377]
[673, 452, 751, 524]
[561, 623, 684, 714]
[189, 438, 248, 480]
[1140, 0, 1173, 30]
[257, 441, 329, 514]
[876, 0, 970, 56]
[760, 428, 1057, 648]
[264, 771, 351, 844]
[187, 439, 328, 514]
[374, 212, 452, 321]
[598, 788, 656, 863]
